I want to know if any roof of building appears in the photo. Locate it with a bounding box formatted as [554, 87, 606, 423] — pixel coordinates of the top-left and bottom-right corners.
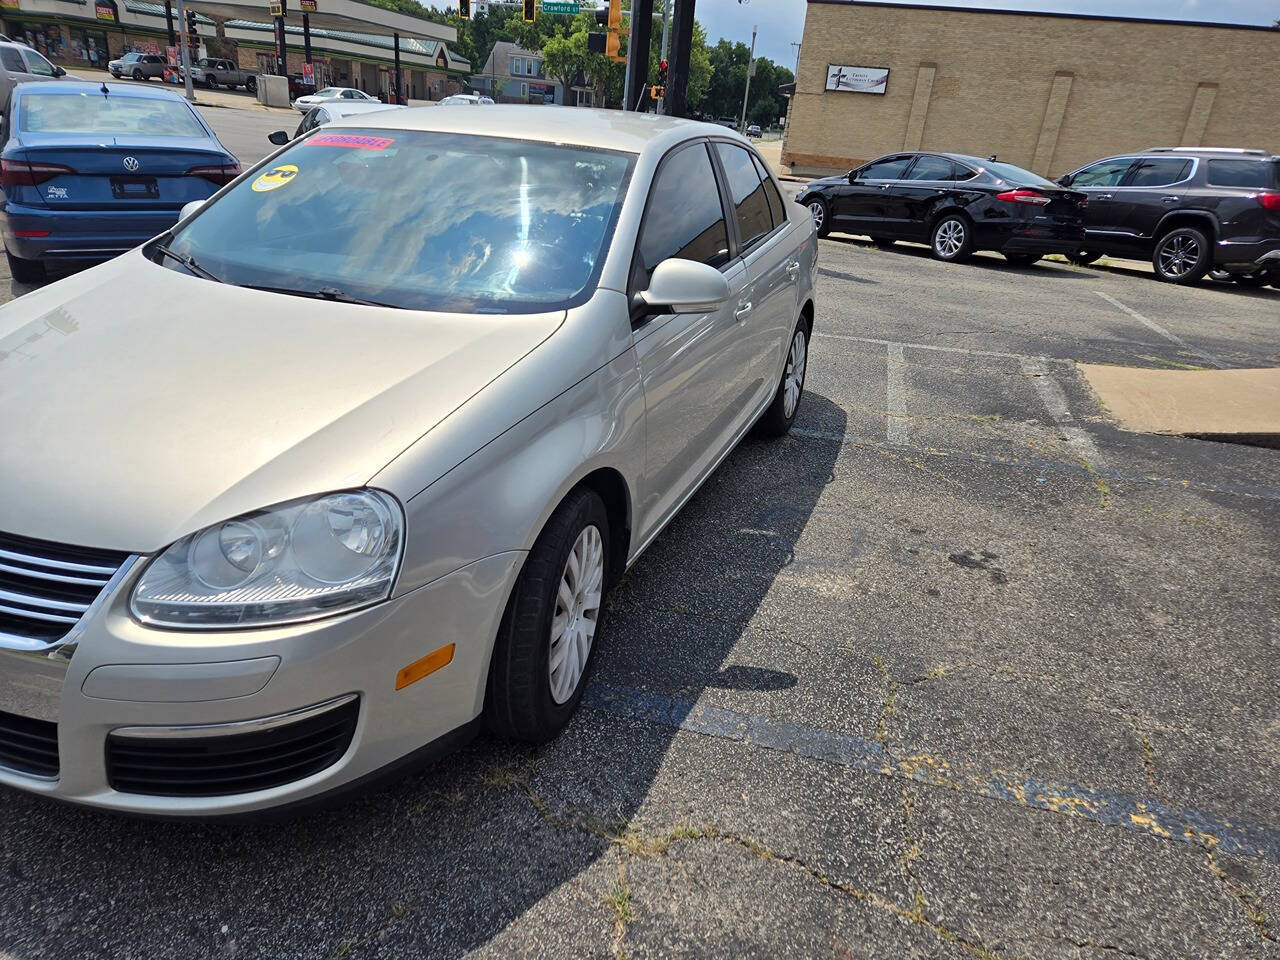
[222, 19, 470, 69]
[809, 0, 1280, 32]
[325, 103, 744, 154]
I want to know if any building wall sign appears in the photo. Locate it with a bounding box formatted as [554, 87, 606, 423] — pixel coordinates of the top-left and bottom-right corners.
[299, 0, 316, 11]
[825, 64, 888, 94]
[0, 0, 20, 11]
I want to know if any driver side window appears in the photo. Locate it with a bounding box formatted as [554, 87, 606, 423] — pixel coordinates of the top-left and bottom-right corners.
[632, 141, 730, 292]
[22, 49, 55, 76]
[858, 156, 913, 180]
[1071, 158, 1134, 188]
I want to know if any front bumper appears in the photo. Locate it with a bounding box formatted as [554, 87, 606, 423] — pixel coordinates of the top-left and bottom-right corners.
[0, 202, 182, 262]
[0, 550, 522, 816]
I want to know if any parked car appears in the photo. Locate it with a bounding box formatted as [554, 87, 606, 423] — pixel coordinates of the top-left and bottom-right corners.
[267, 100, 405, 144]
[184, 57, 257, 92]
[108, 52, 167, 81]
[746, 124, 761, 138]
[799, 151, 1088, 265]
[1057, 147, 1280, 286]
[438, 93, 494, 105]
[0, 40, 71, 112]
[293, 86, 377, 113]
[0, 81, 239, 282]
[0, 106, 816, 816]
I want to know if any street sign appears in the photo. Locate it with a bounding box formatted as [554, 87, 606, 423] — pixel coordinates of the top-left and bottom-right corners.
[542, 0, 578, 11]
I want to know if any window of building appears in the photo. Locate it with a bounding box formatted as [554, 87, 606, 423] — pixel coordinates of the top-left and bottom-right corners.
[714, 141, 774, 250]
[1070, 158, 1134, 188]
[1206, 159, 1277, 189]
[857, 156, 913, 180]
[903, 155, 955, 181]
[633, 142, 730, 289]
[510, 56, 521, 75]
[1124, 158, 1192, 187]
[520, 82, 527, 98]
[527, 59, 536, 75]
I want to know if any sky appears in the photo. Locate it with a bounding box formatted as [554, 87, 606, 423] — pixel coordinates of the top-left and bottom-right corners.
[691, 0, 1279, 72]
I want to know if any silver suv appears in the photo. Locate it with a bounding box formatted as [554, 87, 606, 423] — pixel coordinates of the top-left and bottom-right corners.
[108, 51, 167, 81]
[0, 40, 69, 112]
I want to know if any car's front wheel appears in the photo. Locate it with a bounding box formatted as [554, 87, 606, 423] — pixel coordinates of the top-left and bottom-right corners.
[806, 197, 830, 238]
[931, 214, 974, 263]
[6, 249, 46, 284]
[486, 488, 609, 744]
[1153, 227, 1211, 284]
[756, 318, 809, 437]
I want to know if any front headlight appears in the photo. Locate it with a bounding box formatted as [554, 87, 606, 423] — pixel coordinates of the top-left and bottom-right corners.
[131, 489, 403, 629]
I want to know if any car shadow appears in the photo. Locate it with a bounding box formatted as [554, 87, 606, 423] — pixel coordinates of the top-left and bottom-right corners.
[0, 395, 849, 959]
[1053, 258, 1279, 297]
[824, 232, 1089, 278]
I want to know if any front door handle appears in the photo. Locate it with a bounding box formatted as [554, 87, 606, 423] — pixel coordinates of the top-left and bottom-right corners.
[1095, 193, 1113, 200]
[1161, 196, 1179, 203]
[785, 260, 800, 280]
[734, 300, 753, 321]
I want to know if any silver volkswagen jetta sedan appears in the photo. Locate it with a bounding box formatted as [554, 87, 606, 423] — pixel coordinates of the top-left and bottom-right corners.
[0, 107, 817, 816]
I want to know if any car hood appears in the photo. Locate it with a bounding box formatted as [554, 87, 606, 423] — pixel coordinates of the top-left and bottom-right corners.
[0, 252, 563, 553]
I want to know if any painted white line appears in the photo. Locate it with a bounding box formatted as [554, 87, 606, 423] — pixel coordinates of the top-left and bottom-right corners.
[885, 342, 910, 444]
[1094, 291, 1225, 369]
[1020, 358, 1107, 470]
[813, 332, 1072, 366]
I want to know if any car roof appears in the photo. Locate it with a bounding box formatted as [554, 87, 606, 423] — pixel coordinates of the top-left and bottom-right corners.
[15, 80, 198, 102]
[327, 104, 737, 154]
[1139, 147, 1278, 160]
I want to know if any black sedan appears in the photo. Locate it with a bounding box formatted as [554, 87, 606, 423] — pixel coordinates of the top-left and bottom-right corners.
[799, 152, 1088, 265]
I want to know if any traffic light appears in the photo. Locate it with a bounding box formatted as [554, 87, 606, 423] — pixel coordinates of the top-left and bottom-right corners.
[607, 0, 621, 30]
[605, 0, 625, 62]
[650, 84, 664, 100]
[185, 8, 198, 45]
[458, 0, 469, 18]
[658, 57, 667, 87]
[522, 0, 535, 22]
[606, 30, 620, 59]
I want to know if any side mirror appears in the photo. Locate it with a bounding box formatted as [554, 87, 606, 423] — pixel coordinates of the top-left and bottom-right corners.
[179, 199, 205, 221]
[1057, 174, 1073, 187]
[847, 169, 858, 183]
[267, 130, 290, 145]
[636, 259, 732, 317]
[53, 66, 66, 77]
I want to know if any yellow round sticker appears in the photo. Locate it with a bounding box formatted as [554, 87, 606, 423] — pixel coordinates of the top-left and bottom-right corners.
[252, 164, 299, 193]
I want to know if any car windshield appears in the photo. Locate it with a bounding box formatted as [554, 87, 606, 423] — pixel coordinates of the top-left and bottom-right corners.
[981, 159, 1059, 188]
[163, 129, 635, 313]
[20, 92, 207, 137]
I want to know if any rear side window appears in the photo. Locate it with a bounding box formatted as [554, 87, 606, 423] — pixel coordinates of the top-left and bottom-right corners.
[1207, 160, 1277, 189]
[715, 142, 774, 250]
[1125, 158, 1191, 187]
[953, 164, 978, 182]
[751, 153, 786, 227]
[634, 142, 730, 287]
[0, 48, 23, 73]
[904, 155, 954, 181]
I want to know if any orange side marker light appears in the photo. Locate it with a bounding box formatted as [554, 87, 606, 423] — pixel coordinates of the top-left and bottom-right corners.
[396, 644, 455, 690]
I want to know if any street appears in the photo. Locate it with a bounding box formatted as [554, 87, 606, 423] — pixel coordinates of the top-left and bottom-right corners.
[1, 229, 1276, 958]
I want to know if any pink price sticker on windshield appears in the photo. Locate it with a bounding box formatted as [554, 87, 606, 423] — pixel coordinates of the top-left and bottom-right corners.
[306, 133, 395, 150]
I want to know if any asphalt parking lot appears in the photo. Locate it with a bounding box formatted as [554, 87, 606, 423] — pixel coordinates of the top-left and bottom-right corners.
[1, 185, 1278, 959]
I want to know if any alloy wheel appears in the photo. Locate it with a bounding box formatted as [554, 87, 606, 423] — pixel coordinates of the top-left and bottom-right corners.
[935, 219, 965, 258]
[548, 524, 604, 705]
[1157, 234, 1200, 278]
[808, 201, 825, 233]
[783, 328, 807, 418]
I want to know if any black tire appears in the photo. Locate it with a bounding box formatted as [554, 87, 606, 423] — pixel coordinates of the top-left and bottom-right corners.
[755, 318, 809, 437]
[486, 488, 610, 744]
[1067, 250, 1103, 266]
[206, 76, 218, 89]
[1003, 252, 1041, 267]
[806, 197, 830, 238]
[871, 237, 896, 249]
[132, 68, 144, 81]
[6, 249, 46, 284]
[930, 214, 974, 263]
[245, 76, 257, 93]
[1152, 226, 1211, 285]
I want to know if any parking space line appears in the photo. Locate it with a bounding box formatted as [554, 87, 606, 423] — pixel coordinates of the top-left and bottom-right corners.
[1094, 292, 1226, 369]
[586, 683, 1280, 864]
[1019, 359, 1108, 471]
[814, 332, 1073, 366]
[885, 343, 910, 444]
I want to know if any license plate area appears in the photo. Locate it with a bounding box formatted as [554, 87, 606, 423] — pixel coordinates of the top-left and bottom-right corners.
[110, 176, 159, 199]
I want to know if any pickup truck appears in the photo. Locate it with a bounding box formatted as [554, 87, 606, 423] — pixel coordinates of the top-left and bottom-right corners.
[186, 57, 257, 92]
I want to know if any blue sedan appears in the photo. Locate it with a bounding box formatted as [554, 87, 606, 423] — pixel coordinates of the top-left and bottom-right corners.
[0, 81, 240, 282]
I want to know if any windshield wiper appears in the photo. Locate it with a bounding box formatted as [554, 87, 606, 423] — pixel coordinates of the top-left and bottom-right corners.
[153, 243, 222, 283]
[243, 284, 399, 309]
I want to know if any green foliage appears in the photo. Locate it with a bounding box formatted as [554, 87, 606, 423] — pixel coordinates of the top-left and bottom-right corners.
[700, 37, 792, 127]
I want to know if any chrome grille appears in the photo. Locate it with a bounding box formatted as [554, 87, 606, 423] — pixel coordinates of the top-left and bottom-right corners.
[0, 532, 130, 645]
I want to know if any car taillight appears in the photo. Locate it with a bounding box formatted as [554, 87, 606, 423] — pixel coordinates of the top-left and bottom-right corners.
[995, 189, 1052, 206]
[1258, 192, 1280, 211]
[186, 163, 242, 185]
[1, 158, 74, 188]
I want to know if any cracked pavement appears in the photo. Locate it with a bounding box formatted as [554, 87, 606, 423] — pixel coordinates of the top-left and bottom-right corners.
[0, 223, 1278, 959]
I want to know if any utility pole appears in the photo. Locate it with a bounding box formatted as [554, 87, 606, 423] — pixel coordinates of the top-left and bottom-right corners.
[738, 23, 756, 133]
[656, 0, 670, 114]
[621, 0, 634, 110]
[791, 41, 801, 76]
[175, 0, 195, 101]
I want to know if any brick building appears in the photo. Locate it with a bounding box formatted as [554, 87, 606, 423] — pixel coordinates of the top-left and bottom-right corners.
[782, 0, 1280, 178]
